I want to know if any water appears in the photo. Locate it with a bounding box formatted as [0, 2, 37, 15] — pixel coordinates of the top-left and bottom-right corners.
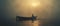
[16, 20, 40, 26]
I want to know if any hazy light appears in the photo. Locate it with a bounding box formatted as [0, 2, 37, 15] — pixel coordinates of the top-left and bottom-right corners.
[31, 3, 40, 7]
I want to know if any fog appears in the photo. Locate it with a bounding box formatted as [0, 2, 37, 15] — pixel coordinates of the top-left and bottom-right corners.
[0, 0, 60, 26]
